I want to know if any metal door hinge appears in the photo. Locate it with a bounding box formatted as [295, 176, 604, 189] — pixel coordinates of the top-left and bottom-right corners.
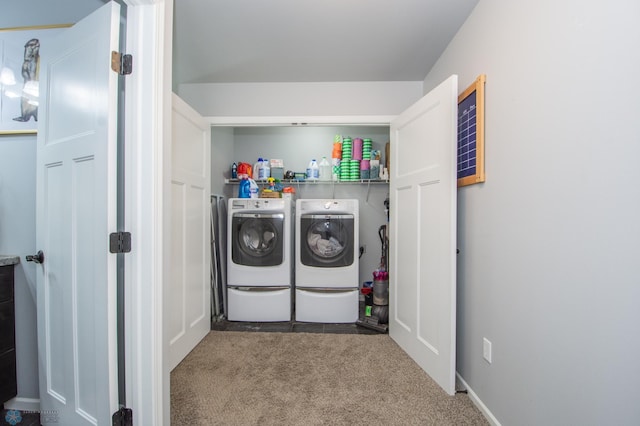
[111, 51, 133, 75]
[110, 232, 132, 253]
[112, 407, 132, 426]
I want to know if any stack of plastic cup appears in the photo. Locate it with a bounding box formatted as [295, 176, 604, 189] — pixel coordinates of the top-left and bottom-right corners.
[349, 159, 360, 181]
[370, 159, 380, 179]
[332, 144, 342, 158]
[339, 161, 350, 181]
[332, 136, 342, 182]
[340, 138, 352, 181]
[332, 158, 341, 182]
[353, 138, 363, 161]
[341, 138, 352, 160]
[340, 159, 357, 181]
[363, 139, 372, 160]
[360, 159, 370, 179]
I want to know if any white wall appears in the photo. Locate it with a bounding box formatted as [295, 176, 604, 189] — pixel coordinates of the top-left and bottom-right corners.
[0, 136, 38, 400]
[424, 0, 640, 424]
[210, 127, 234, 198]
[178, 81, 423, 117]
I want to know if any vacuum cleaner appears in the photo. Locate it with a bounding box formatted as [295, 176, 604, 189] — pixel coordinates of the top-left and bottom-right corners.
[356, 223, 389, 333]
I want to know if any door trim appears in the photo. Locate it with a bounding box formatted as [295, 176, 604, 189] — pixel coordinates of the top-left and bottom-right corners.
[121, 0, 170, 425]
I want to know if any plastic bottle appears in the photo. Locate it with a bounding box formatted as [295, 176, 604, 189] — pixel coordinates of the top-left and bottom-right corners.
[249, 178, 259, 198]
[306, 159, 319, 181]
[260, 158, 270, 179]
[319, 156, 331, 181]
[238, 177, 250, 198]
[231, 162, 237, 179]
[253, 158, 263, 180]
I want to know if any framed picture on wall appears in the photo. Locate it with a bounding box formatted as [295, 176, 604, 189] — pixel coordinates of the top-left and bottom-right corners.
[457, 74, 486, 187]
[0, 24, 70, 135]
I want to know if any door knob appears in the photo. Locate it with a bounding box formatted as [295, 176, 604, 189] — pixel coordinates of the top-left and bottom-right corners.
[26, 250, 44, 264]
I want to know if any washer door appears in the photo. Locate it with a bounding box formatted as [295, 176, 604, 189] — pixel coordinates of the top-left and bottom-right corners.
[232, 213, 284, 266]
[300, 214, 354, 267]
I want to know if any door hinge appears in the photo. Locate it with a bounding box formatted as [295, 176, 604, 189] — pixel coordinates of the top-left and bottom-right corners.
[110, 232, 132, 253]
[111, 51, 133, 75]
[112, 407, 133, 426]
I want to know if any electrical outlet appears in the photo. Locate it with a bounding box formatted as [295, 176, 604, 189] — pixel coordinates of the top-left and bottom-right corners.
[483, 338, 492, 364]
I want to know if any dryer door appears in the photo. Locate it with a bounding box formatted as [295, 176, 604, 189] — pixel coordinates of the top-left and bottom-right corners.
[232, 213, 284, 266]
[300, 214, 354, 267]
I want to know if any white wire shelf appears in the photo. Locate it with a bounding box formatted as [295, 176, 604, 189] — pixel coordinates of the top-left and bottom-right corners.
[224, 178, 389, 185]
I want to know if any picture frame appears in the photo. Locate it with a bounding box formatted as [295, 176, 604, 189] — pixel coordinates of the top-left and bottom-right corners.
[0, 24, 71, 135]
[457, 74, 486, 187]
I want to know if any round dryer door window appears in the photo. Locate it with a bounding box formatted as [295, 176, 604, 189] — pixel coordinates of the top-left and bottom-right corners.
[301, 215, 354, 267]
[232, 214, 284, 266]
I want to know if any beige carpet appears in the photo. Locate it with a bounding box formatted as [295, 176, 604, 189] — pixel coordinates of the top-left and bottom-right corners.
[171, 331, 488, 426]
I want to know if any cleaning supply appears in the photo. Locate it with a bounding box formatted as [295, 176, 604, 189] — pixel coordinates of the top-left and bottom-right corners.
[306, 159, 319, 180]
[237, 162, 252, 179]
[260, 158, 270, 179]
[253, 158, 264, 180]
[282, 186, 295, 200]
[231, 162, 237, 179]
[248, 178, 259, 198]
[238, 177, 250, 198]
[319, 156, 331, 181]
[270, 159, 284, 179]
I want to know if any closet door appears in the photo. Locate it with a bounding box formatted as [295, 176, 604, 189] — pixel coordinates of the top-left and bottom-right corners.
[168, 94, 212, 370]
[389, 75, 458, 395]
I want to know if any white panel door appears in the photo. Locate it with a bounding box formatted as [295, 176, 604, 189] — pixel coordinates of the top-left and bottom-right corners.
[35, 3, 120, 425]
[168, 93, 211, 371]
[389, 75, 458, 395]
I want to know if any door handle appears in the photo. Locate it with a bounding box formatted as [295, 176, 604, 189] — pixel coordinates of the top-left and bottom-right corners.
[26, 250, 44, 264]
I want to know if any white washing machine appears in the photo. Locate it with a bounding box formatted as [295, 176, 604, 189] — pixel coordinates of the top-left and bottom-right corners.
[227, 198, 293, 321]
[295, 199, 359, 323]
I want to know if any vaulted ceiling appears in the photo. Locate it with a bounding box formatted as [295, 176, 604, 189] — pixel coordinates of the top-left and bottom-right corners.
[172, 0, 479, 85]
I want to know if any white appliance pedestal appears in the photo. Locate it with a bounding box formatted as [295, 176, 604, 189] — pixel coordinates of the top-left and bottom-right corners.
[228, 287, 291, 322]
[295, 288, 358, 323]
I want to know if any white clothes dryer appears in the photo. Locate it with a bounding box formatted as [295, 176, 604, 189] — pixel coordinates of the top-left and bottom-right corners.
[227, 198, 293, 321]
[295, 199, 359, 323]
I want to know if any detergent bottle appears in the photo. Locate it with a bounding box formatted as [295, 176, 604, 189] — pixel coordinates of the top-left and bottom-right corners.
[238, 177, 250, 198]
[253, 158, 264, 180]
[249, 178, 259, 198]
[319, 156, 331, 181]
[260, 158, 271, 179]
[306, 159, 319, 181]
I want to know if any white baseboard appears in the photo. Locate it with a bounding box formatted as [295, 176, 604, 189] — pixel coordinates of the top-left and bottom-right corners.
[3, 397, 40, 413]
[456, 373, 501, 426]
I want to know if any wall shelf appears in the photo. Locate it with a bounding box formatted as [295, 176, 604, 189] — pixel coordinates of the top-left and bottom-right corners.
[225, 178, 389, 201]
[224, 178, 389, 185]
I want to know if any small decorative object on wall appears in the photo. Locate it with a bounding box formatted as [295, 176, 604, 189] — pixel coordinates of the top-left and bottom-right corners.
[0, 24, 70, 135]
[457, 74, 486, 187]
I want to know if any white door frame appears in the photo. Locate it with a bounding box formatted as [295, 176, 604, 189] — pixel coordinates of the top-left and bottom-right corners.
[121, 0, 172, 424]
